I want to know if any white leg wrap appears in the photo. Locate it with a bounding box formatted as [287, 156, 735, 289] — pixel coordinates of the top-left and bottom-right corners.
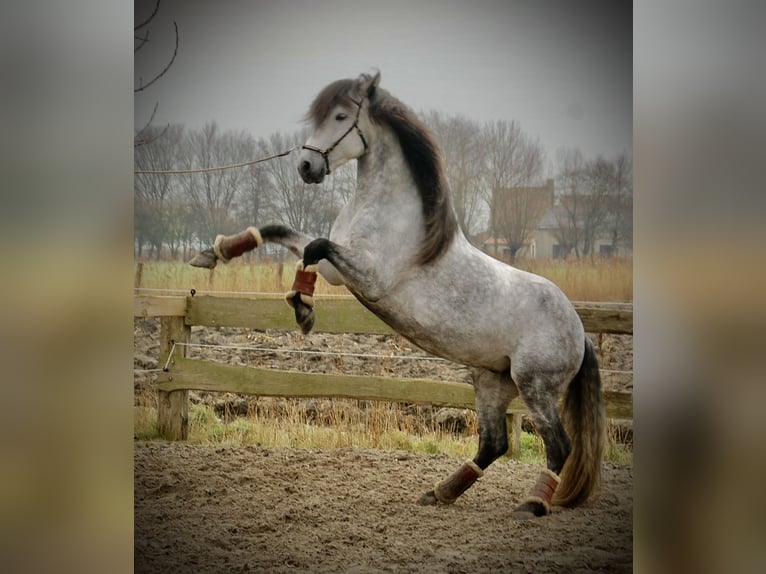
[246, 226, 263, 248]
[296, 260, 319, 273]
[212, 234, 229, 263]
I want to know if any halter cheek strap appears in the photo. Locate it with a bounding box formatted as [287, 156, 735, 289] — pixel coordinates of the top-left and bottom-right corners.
[301, 97, 368, 175]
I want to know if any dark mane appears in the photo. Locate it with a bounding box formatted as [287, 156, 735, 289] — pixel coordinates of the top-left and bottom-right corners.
[306, 80, 458, 265]
[304, 79, 357, 127]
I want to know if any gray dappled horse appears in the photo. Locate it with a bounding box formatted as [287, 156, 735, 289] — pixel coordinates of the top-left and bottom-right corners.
[190, 71, 605, 518]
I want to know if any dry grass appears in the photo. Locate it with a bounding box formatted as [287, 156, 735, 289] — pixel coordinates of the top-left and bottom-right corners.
[516, 256, 633, 302]
[134, 258, 348, 297]
[134, 256, 632, 302]
[134, 395, 482, 460]
[134, 392, 631, 466]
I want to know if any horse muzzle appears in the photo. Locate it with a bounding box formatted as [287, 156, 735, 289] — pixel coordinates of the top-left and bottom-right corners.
[298, 148, 327, 184]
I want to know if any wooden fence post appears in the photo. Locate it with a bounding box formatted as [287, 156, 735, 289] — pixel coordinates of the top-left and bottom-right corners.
[157, 315, 191, 440]
[134, 261, 144, 290]
[507, 413, 522, 459]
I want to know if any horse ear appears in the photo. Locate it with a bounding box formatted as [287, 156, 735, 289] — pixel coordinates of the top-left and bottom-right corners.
[356, 70, 381, 100]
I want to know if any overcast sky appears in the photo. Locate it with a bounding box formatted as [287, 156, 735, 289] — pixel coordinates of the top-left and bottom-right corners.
[135, 0, 631, 166]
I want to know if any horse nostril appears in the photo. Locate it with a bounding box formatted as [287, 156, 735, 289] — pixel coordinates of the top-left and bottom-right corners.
[300, 160, 311, 173]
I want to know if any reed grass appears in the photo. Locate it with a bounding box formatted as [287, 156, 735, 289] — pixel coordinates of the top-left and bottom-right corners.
[516, 256, 633, 302]
[134, 256, 632, 302]
[134, 259, 348, 297]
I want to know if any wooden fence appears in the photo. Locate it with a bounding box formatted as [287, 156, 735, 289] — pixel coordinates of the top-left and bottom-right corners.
[134, 294, 633, 457]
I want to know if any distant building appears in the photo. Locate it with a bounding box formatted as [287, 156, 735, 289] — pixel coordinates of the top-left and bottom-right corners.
[477, 179, 632, 260]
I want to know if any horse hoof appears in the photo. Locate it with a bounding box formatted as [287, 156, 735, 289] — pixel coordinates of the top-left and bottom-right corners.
[299, 312, 315, 335]
[416, 490, 439, 506]
[512, 499, 549, 520]
[294, 303, 315, 334]
[189, 249, 218, 269]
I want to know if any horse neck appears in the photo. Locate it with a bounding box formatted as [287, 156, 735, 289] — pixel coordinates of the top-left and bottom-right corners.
[355, 125, 421, 212]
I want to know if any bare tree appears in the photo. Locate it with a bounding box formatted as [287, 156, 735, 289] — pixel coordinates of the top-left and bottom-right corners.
[482, 119, 545, 195]
[580, 157, 615, 256]
[482, 119, 546, 261]
[555, 149, 632, 258]
[179, 123, 257, 246]
[164, 195, 196, 260]
[490, 185, 550, 261]
[255, 129, 332, 236]
[134, 0, 179, 147]
[134, 124, 184, 258]
[236, 163, 274, 232]
[423, 111, 486, 235]
[606, 152, 633, 255]
[554, 148, 587, 258]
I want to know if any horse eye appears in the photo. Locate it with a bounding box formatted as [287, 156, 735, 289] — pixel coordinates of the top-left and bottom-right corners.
[335, 113, 348, 121]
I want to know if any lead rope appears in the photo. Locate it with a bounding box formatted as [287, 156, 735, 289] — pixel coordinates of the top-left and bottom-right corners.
[134, 145, 299, 175]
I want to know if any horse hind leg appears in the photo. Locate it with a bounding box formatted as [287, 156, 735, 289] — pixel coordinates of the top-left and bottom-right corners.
[511, 370, 572, 519]
[417, 368, 517, 506]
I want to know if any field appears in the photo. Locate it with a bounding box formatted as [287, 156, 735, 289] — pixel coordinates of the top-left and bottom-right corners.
[134, 257, 633, 572]
[133, 256, 633, 302]
[518, 257, 633, 302]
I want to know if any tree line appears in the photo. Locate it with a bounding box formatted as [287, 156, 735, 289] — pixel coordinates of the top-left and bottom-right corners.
[134, 116, 631, 261]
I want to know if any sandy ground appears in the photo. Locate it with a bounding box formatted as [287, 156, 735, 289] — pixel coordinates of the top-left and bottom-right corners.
[134, 318, 633, 572]
[135, 443, 632, 573]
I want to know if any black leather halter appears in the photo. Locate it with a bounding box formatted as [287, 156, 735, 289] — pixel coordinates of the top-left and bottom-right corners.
[301, 97, 368, 175]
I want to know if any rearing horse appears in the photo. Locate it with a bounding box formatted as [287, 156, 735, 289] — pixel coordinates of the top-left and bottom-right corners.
[190, 71, 605, 518]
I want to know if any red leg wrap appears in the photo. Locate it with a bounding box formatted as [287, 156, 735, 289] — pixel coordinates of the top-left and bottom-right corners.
[291, 269, 317, 297]
[285, 264, 318, 309]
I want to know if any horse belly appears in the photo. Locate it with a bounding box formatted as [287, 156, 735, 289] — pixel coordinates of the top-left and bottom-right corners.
[360, 297, 513, 372]
[360, 277, 583, 375]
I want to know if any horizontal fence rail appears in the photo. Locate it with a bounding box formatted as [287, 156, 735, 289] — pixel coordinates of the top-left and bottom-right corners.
[134, 294, 633, 335]
[135, 294, 633, 454]
[157, 356, 633, 420]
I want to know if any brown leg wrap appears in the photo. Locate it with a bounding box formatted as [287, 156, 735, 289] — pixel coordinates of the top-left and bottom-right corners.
[213, 227, 262, 262]
[513, 469, 561, 518]
[530, 469, 560, 506]
[433, 460, 484, 504]
[284, 262, 318, 309]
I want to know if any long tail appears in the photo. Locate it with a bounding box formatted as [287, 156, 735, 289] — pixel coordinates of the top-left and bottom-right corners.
[553, 336, 606, 507]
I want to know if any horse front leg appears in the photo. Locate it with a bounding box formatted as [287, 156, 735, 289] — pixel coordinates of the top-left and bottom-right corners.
[418, 368, 517, 506]
[301, 237, 384, 302]
[288, 236, 388, 335]
[189, 224, 319, 333]
[189, 224, 315, 268]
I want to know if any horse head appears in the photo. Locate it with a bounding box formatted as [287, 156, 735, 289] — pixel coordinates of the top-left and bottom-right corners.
[298, 71, 381, 183]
